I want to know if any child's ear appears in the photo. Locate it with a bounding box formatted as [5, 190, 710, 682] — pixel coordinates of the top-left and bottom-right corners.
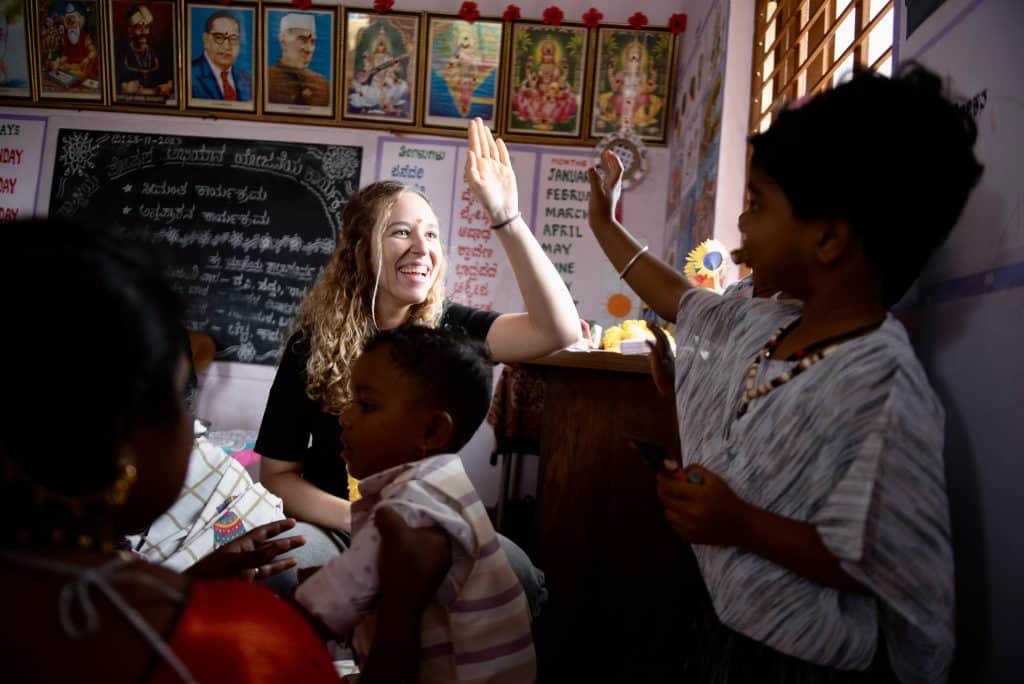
[813, 216, 852, 265]
[422, 411, 455, 453]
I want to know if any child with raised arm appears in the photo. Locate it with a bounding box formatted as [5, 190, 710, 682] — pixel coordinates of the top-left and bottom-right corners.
[587, 66, 982, 683]
[295, 326, 535, 683]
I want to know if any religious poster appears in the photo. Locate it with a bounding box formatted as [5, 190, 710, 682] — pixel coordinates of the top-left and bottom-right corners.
[110, 0, 177, 107]
[505, 22, 589, 139]
[590, 27, 675, 142]
[263, 6, 335, 118]
[186, 2, 256, 113]
[37, 0, 103, 101]
[423, 15, 503, 130]
[0, 0, 31, 98]
[0, 114, 46, 222]
[342, 10, 420, 126]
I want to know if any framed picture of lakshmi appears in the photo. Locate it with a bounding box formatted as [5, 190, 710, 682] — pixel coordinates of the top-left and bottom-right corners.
[422, 14, 504, 130]
[504, 21, 590, 140]
[590, 26, 676, 143]
[341, 9, 421, 126]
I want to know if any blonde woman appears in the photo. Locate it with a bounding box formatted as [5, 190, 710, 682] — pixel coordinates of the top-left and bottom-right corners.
[255, 119, 578, 602]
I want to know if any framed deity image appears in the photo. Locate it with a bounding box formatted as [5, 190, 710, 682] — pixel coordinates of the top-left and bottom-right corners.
[505, 21, 590, 140]
[0, 0, 32, 98]
[185, 2, 256, 113]
[37, 0, 105, 102]
[422, 14, 504, 130]
[590, 26, 676, 142]
[109, 0, 178, 107]
[263, 5, 335, 118]
[341, 9, 420, 126]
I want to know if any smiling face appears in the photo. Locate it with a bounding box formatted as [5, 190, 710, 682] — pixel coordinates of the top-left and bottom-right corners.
[370, 191, 443, 321]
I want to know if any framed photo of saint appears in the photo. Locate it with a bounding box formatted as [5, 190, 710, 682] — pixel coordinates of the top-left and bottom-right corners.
[263, 5, 335, 118]
[422, 14, 504, 131]
[109, 0, 178, 107]
[590, 26, 676, 143]
[186, 2, 256, 113]
[37, 0, 104, 102]
[0, 0, 32, 98]
[504, 21, 590, 140]
[341, 9, 420, 127]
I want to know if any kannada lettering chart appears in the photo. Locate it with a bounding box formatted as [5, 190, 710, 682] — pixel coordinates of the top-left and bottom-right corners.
[0, 115, 47, 222]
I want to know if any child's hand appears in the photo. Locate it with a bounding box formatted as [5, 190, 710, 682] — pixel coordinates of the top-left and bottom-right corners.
[656, 466, 752, 547]
[587, 149, 623, 230]
[184, 518, 304, 581]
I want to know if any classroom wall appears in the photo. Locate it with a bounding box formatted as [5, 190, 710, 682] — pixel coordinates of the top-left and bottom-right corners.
[893, 1, 1024, 681]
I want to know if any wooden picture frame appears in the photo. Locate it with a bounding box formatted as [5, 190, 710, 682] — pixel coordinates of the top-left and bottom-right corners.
[0, 0, 32, 99]
[262, 4, 335, 119]
[590, 26, 677, 143]
[37, 0, 105, 102]
[421, 14, 504, 131]
[503, 21, 590, 141]
[341, 9, 421, 127]
[185, 2, 257, 113]
[108, 0, 178, 108]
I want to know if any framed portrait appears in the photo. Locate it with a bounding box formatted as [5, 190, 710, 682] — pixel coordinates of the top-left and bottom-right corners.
[263, 5, 335, 118]
[505, 22, 590, 140]
[423, 15, 504, 130]
[109, 0, 178, 107]
[590, 27, 677, 143]
[341, 9, 420, 126]
[0, 0, 31, 98]
[37, 0, 105, 102]
[186, 2, 256, 113]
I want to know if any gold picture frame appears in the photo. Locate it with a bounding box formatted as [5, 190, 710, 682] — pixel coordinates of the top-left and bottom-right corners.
[185, 1, 257, 113]
[37, 0, 106, 103]
[0, 0, 33, 99]
[341, 9, 421, 128]
[262, 4, 336, 119]
[108, 0, 178, 108]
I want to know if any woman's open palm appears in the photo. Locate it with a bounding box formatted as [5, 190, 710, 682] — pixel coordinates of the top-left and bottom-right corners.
[465, 117, 519, 223]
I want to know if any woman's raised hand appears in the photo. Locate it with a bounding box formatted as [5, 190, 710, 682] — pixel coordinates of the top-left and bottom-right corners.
[465, 117, 519, 225]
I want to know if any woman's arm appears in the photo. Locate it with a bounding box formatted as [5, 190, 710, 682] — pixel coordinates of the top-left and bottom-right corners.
[260, 457, 351, 532]
[464, 118, 579, 361]
[587, 150, 690, 322]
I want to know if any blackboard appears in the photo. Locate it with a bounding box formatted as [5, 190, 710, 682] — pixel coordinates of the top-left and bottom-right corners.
[49, 129, 362, 364]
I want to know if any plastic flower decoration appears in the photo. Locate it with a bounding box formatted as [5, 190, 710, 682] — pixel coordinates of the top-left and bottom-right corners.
[628, 12, 649, 29]
[684, 239, 729, 292]
[459, 1, 481, 22]
[373, 0, 394, 13]
[668, 13, 688, 34]
[503, 4, 521, 21]
[291, 0, 312, 10]
[582, 8, 603, 28]
[542, 6, 565, 26]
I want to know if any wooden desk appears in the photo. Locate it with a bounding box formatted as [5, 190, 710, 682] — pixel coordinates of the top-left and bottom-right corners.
[524, 351, 702, 682]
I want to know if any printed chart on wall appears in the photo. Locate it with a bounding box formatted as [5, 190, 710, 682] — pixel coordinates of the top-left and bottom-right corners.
[49, 129, 362, 364]
[0, 114, 47, 222]
[899, 0, 1024, 290]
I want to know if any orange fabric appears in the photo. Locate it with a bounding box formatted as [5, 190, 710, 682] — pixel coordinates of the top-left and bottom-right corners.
[150, 580, 339, 683]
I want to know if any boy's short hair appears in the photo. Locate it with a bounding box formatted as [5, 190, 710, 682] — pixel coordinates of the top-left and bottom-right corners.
[363, 326, 494, 453]
[750, 64, 983, 306]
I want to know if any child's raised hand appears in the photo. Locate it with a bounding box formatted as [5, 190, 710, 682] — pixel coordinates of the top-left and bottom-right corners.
[587, 149, 623, 230]
[655, 466, 752, 547]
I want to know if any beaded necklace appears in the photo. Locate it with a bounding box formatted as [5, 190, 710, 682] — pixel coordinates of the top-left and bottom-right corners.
[736, 317, 884, 419]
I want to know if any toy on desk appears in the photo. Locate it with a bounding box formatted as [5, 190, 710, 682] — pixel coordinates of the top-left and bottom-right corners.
[684, 238, 730, 293]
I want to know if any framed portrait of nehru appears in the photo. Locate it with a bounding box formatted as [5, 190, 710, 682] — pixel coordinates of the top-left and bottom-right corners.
[342, 9, 420, 126]
[37, 0, 104, 101]
[110, 0, 178, 107]
[0, 1, 32, 99]
[263, 6, 335, 118]
[186, 2, 255, 113]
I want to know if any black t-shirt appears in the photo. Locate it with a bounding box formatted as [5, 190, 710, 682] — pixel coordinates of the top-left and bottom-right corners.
[254, 302, 500, 499]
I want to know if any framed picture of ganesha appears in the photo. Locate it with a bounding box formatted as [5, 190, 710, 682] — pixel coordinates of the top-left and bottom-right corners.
[590, 27, 676, 143]
[504, 22, 590, 140]
[422, 15, 504, 130]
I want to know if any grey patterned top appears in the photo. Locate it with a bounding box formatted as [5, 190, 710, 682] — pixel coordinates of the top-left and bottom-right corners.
[673, 288, 953, 684]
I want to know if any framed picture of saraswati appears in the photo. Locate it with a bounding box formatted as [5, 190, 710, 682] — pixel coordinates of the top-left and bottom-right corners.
[422, 14, 504, 131]
[341, 9, 421, 126]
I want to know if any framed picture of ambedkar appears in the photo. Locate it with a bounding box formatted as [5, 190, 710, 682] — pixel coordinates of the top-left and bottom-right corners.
[505, 21, 590, 140]
[422, 14, 504, 130]
[186, 2, 256, 113]
[590, 26, 676, 142]
[341, 9, 421, 126]
[109, 0, 178, 107]
[0, 0, 32, 98]
[263, 5, 335, 118]
[37, 0, 105, 102]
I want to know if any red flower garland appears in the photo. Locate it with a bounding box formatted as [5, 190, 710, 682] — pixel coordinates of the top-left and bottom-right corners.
[503, 4, 521, 21]
[668, 12, 688, 34]
[291, 0, 312, 10]
[628, 12, 648, 29]
[459, 1, 481, 22]
[582, 8, 602, 28]
[542, 5, 564, 26]
[373, 0, 394, 13]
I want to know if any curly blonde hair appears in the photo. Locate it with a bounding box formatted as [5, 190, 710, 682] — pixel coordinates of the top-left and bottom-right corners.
[293, 181, 447, 415]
